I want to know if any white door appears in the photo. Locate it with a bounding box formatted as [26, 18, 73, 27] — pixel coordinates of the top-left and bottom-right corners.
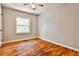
[0, 4, 2, 46]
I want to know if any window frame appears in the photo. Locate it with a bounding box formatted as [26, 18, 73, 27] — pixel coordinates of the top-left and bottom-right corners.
[16, 16, 31, 34]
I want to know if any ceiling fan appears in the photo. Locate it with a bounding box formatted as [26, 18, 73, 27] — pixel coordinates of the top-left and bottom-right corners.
[23, 3, 44, 10]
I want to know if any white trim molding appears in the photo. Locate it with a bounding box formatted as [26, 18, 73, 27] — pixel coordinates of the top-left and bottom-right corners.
[3, 37, 37, 44]
[2, 37, 79, 52]
[39, 37, 79, 52]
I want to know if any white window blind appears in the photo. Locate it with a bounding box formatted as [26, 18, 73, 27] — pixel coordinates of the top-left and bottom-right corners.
[16, 17, 30, 34]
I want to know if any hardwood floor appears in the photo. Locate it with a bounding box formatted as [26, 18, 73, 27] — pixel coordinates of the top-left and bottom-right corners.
[0, 38, 79, 56]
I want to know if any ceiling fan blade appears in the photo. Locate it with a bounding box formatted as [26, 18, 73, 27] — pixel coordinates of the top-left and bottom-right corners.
[38, 4, 44, 7]
[23, 3, 29, 5]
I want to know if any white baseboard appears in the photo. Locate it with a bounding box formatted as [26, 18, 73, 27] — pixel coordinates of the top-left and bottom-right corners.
[39, 37, 79, 52]
[2, 37, 79, 52]
[3, 37, 37, 44]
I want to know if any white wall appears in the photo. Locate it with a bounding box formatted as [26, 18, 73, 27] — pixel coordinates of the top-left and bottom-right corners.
[74, 5, 79, 50]
[3, 7, 38, 42]
[39, 4, 79, 50]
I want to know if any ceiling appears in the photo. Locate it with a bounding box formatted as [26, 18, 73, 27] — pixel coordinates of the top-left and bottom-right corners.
[2, 3, 63, 15]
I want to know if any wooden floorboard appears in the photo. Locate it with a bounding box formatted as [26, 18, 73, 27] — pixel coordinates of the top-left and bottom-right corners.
[0, 38, 79, 56]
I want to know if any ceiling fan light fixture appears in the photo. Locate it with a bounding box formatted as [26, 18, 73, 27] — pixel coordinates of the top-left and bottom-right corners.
[31, 4, 36, 10]
[23, 3, 44, 10]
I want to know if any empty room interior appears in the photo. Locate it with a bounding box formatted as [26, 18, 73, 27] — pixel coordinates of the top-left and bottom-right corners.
[0, 3, 79, 56]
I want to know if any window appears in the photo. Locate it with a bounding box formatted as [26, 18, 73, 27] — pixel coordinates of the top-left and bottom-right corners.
[16, 17, 30, 34]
